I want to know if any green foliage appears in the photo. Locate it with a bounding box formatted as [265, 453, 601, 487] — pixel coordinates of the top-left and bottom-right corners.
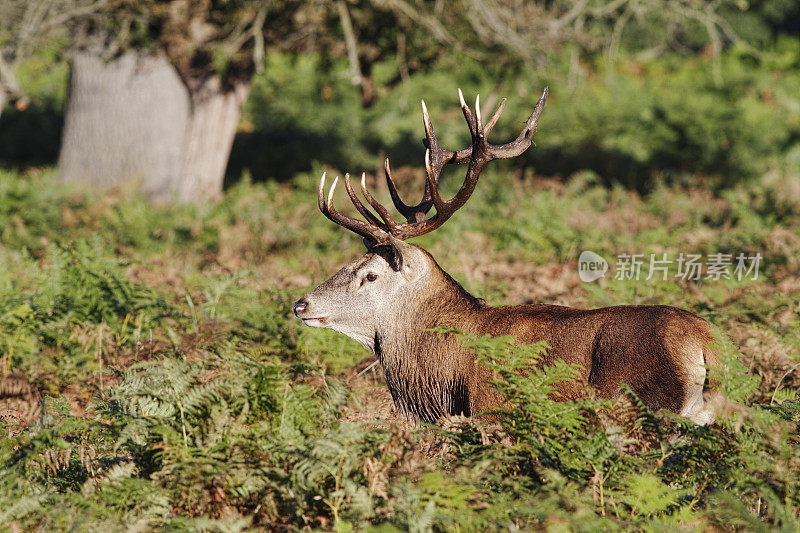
[0, 169, 78, 247]
[0, 234, 171, 379]
[427, 332, 800, 530]
[230, 40, 800, 192]
[0, 162, 797, 530]
[0, 3, 798, 528]
[3, 0, 800, 193]
[34, 239, 166, 329]
[536, 53, 800, 188]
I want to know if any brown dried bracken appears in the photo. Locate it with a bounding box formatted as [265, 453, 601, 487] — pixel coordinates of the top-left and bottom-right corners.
[0, 373, 41, 433]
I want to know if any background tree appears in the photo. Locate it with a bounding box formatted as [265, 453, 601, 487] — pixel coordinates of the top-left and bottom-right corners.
[0, 0, 105, 119]
[368, 0, 762, 84]
[57, 0, 327, 203]
[330, 0, 467, 108]
[3, 0, 798, 199]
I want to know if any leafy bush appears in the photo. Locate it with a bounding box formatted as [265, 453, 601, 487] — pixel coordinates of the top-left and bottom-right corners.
[231, 44, 800, 191]
[0, 168, 797, 530]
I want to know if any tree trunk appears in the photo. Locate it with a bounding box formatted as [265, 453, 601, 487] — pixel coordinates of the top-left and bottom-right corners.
[177, 77, 249, 202]
[0, 51, 20, 121]
[58, 45, 248, 203]
[0, 85, 6, 121]
[58, 48, 188, 201]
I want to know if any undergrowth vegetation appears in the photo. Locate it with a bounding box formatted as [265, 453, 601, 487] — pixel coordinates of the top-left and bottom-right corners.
[232, 44, 800, 192]
[0, 166, 798, 531]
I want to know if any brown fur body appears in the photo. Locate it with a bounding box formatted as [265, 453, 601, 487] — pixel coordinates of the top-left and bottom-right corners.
[366, 249, 717, 423]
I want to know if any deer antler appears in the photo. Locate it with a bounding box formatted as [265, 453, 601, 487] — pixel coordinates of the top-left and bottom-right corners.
[318, 87, 548, 244]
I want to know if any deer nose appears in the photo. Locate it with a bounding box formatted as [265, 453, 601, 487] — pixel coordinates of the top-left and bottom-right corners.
[293, 298, 308, 317]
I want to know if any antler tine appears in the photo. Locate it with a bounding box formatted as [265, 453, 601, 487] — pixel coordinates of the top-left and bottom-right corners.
[484, 98, 506, 136]
[423, 99, 472, 168]
[418, 101, 436, 203]
[420, 100, 435, 147]
[475, 94, 484, 136]
[458, 88, 477, 136]
[318, 172, 390, 243]
[359, 172, 400, 232]
[383, 158, 418, 220]
[317, 172, 330, 214]
[424, 149, 450, 213]
[486, 87, 548, 159]
[343, 173, 384, 227]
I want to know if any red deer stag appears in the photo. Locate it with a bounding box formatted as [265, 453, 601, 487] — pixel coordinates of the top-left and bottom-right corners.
[294, 88, 717, 425]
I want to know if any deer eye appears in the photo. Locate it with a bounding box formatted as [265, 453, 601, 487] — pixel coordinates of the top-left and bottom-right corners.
[366, 273, 378, 282]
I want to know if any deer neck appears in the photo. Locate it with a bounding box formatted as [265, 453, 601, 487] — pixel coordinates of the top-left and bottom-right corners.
[372, 265, 483, 421]
[375, 263, 481, 344]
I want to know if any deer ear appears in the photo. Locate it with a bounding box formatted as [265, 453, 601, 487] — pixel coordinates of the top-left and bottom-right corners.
[369, 238, 404, 271]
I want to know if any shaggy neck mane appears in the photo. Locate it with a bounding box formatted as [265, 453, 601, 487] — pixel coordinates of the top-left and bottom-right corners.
[374, 255, 488, 422]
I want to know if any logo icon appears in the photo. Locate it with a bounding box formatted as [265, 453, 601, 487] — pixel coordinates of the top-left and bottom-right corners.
[578, 251, 608, 282]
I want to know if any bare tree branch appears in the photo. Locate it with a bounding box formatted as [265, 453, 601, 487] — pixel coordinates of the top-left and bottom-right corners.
[0, 0, 107, 107]
[337, 0, 363, 86]
[374, 0, 457, 45]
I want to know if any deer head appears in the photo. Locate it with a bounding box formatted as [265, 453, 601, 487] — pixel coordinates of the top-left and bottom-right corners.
[293, 88, 548, 350]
